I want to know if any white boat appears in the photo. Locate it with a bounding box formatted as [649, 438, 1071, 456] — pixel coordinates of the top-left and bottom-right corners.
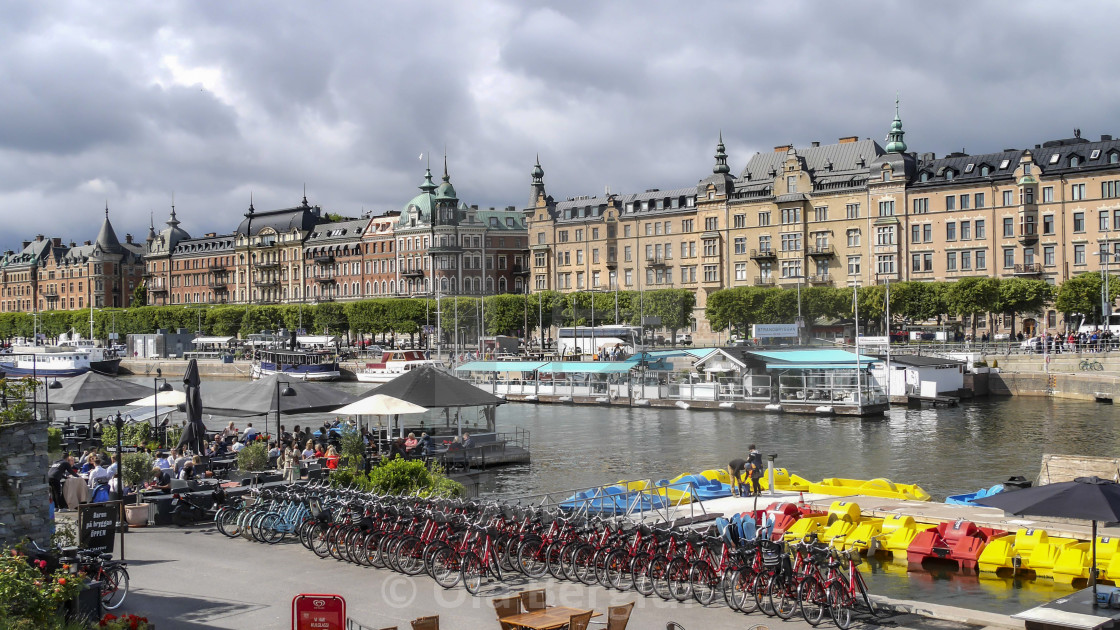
[355, 350, 442, 383]
[250, 347, 340, 381]
[0, 344, 121, 378]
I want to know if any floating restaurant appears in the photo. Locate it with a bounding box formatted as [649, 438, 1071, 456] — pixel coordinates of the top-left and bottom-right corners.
[455, 347, 889, 416]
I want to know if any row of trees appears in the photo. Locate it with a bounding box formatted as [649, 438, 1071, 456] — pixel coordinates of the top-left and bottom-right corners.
[0, 289, 698, 345]
[706, 274, 1115, 338]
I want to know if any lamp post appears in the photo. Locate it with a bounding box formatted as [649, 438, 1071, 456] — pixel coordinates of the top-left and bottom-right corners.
[274, 379, 296, 443]
[114, 410, 125, 558]
[152, 376, 173, 440]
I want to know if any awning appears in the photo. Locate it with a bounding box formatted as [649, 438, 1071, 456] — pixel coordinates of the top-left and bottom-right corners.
[298, 335, 338, 345]
[455, 361, 548, 372]
[539, 361, 640, 374]
[766, 362, 877, 370]
[193, 336, 234, 345]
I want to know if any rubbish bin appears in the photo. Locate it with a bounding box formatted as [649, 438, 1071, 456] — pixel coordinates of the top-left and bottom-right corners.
[221, 354, 234, 364]
[1005, 475, 1033, 490]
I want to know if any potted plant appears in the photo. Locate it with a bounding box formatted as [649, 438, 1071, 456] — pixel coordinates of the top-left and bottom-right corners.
[121, 452, 153, 521]
[234, 442, 269, 482]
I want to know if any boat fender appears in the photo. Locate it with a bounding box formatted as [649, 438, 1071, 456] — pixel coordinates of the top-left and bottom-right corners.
[595, 397, 610, 404]
[764, 404, 782, 412]
[718, 402, 735, 409]
[675, 401, 690, 410]
[558, 396, 573, 403]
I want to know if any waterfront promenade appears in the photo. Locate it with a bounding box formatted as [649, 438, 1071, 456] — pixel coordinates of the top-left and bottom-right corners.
[119, 523, 1011, 630]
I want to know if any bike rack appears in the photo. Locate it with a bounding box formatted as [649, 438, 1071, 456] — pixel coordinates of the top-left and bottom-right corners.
[492, 478, 707, 527]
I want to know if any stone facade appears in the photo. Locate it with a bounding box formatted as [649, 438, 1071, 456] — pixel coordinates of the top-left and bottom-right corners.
[0, 421, 50, 547]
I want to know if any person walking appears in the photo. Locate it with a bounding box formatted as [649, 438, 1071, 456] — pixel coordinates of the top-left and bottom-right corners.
[747, 445, 764, 497]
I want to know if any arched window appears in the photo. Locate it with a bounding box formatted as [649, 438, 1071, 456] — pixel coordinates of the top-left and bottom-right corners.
[498, 277, 507, 292]
[389, 280, 394, 293]
[486, 276, 494, 292]
[366, 281, 372, 294]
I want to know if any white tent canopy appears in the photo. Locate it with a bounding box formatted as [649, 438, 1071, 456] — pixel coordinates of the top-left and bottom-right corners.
[333, 394, 427, 416]
[298, 335, 338, 346]
[193, 336, 235, 345]
[127, 390, 187, 411]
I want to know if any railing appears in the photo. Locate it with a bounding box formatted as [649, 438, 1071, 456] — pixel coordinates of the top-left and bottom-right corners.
[807, 273, 831, 284]
[808, 244, 834, 256]
[1014, 263, 1043, 274]
[777, 373, 885, 405]
[645, 255, 668, 267]
[754, 276, 775, 286]
[750, 248, 776, 259]
[489, 477, 707, 525]
[465, 372, 773, 404]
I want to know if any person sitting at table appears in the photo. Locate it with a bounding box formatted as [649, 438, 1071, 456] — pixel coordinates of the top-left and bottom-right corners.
[88, 456, 114, 490]
[301, 440, 316, 460]
[324, 445, 340, 470]
[78, 453, 99, 475]
[178, 459, 195, 481]
[148, 466, 172, 494]
[446, 436, 463, 451]
[404, 432, 419, 453]
[292, 425, 304, 448]
[267, 441, 281, 458]
[154, 452, 172, 470]
[461, 433, 474, 450]
[419, 433, 433, 457]
[211, 438, 228, 456]
[220, 421, 238, 440]
[231, 440, 246, 453]
[313, 442, 326, 459]
[242, 423, 259, 443]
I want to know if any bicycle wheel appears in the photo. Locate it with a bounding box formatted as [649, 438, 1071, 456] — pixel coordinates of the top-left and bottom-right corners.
[571, 544, 597, 585]
[545, 541, 566, 579]
[769, 574, 797, 620]
[559, 542, 582, 582]
[734, 569, 759, 614]
[460, 551, 482, 595]
[829, 582, 853, 630]
[517, 538, 547, 578]
[854, 568, 875, 615]
[311, 524, 332, 558]
[798, 576, 826, 626]
[594, 548, 614, 588]
[605, 549, 631, 591]
[666, 557, 692, 602]
[395, 536, 425, 576]
[488, 547, 504, 583]
[101, 566, 129, 610]
[632, 556, 654, 596]
[689, 561, 718, 606]
[424, 541, 449, 577]
[649, 555, 673, 601]
[430, 546, 461, 589]
[722, 569, 742, 611]
[755, 572, 776, 616]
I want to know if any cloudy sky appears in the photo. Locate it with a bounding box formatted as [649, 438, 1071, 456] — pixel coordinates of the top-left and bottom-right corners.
[2, 0, 1118, 248]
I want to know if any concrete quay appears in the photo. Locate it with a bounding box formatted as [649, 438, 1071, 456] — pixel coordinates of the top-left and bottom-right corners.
[114, 521, 1015, 630]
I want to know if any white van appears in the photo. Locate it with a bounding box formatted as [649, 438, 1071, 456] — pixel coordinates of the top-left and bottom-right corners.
[1076, 314, 1120, 335]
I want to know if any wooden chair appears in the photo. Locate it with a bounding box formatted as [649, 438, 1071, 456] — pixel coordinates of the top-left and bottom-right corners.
[520, 588, 547, 612]
[410, 616, 439, 630]
[492, 595, 522, 630]
[665, 624, 686, 630]
[568, 611, 593, 630]
[606, 601, 634, 630]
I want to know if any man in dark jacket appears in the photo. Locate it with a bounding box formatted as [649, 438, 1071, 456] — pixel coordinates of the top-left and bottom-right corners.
[48, 454, 77, 508]
[747, 445, 764, 497]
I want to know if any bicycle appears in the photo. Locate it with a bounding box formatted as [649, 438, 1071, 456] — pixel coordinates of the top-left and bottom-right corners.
[74, 549, 130, 610]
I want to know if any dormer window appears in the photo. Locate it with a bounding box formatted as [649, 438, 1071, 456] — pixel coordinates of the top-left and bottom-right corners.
[1111, 151, 1120, 164]
[1091, 149, 1101, 160]
[1049, 154, 1060, 165]
[1070, 155, 1080, 168]
[980, 165, 991, 177]
[945, 170, 955, 181]
[965, 163, 975, 173]
[919, 172, 930, 182]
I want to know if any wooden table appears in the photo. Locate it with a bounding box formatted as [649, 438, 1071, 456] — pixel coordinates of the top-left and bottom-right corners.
[502, 607, 600, 630]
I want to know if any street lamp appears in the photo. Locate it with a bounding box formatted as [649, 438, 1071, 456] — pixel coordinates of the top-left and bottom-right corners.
[43, 378, 61, 424]
[274, 379, 296, 443]
[153, 376, 173, 440]
[1096, 248, 1113, 326]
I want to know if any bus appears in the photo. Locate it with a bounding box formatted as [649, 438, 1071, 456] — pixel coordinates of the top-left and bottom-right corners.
[557, 326, 642, 358]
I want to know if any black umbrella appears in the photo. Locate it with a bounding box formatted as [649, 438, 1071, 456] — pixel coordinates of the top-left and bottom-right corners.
[975, 476, 1120, 601]
[201, 373, 357, 441]
[176, 359, 207, 454]
[45, 372, 154, 439]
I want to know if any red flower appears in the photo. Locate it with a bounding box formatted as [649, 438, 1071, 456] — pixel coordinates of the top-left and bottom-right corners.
[58, 577, 67, 585]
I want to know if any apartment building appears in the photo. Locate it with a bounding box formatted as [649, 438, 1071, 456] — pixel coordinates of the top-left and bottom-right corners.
[525, 110, 1120, 339]
[0, 210, 145, 313]
[302, 218, 369, 302]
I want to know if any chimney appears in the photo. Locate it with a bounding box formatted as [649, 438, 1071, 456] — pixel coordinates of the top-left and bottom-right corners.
[206, 232, 217, 237]
[506, 206, 516, 212]
[838, 136, 858, 144]
[1103, 134, 1114, 142]
[774, 144, 792, 153]
[36, 234, 44, 241]
[69, 242, 76, 248]
[21, 241, 30, 250]
[125, 234, 133, 244]
[51, 238, 61, 247]
[84, 240, 91, 246]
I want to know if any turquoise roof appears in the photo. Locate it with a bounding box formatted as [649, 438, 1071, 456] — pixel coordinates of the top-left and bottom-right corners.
[748, 350, 878, 364]
[455, 361, 547, 372]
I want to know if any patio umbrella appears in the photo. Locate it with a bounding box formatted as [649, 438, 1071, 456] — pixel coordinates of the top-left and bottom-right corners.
[46, 372, 153, 437]
[333, 394, 428, 440]
[975, 476, 1120, 601]
[176, 359, 207, 454]
[201, 373, 358, 439]
[127, 390, 187, 414]
[361, 365, 502, 408]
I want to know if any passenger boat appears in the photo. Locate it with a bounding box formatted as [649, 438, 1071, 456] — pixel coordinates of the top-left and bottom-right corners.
[355, 350, 442, 383]
[250, 348, 340, 381]
[0, 344, 121, 377]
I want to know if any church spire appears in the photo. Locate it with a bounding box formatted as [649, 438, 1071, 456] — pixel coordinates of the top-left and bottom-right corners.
[713, 131, 731, 174]
[885, 94, 908, 154]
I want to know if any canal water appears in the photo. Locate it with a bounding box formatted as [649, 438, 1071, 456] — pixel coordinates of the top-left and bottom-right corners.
[96, 378, 1120, 614]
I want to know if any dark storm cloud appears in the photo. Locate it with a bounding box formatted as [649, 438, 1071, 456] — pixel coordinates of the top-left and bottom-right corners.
[0, 0, 1119, 245]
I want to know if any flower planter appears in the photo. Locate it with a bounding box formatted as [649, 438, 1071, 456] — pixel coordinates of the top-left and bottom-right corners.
[124, 503, 150, 527]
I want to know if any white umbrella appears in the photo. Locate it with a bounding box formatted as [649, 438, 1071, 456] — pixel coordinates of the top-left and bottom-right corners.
[333, 394, 429, 440]
[127, 390, 187, 412]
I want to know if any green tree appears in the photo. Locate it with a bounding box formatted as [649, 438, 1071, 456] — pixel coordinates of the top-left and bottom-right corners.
[946, 277, 1001, 339]
[705, 287, 767, 335]
[312, 302, 350, 339]
[484, 294, 528, 336]
[1054, 272, 1120, 325]
[208, 306, 247, 336]
[644, 289, 696, 343]
[131, 283, 147, 307]
[997, 277, 1054, 338]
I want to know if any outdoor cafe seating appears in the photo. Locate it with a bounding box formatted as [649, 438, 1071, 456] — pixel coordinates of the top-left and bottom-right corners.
[492, 589, 632, 630]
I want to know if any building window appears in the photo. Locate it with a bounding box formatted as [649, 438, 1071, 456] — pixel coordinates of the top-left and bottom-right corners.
[1003, 217, 1014, 237]
[947, 251, 957, 271]
[623, 225, 632, 237]
[878, 200, 895, 216]
[875, 255, 895, 275]
[1074, 212, 1085, 232]
[946, 196, 956, 211]
[703, 265, 718, 282]
[682, 219, 694, 232]
[1074, 244, 1087, 265]
[923, 224, 933, 242]
[961, 220, 972, 241]
[624, 269, 632, 286]
[654, 223, 662, 236]
[704, 217, 719, 231]
[960, 194, 970, 210]
[733, 237, 747, 255]
[946, 222, 957, 241]
[1003, 248, 1015, 268]
[1044, 245, 1055, 267]
[1003, 190, 1014, 206]
[975, 192, 985, 208]
[846, 229, 860, 247]
[1042, 215, 1054, 235]
[734, 262, 747, 281]
[780, 208, 800, 224]
[976, 220, 986, 239]
[846, 203, 860, 219]
[703, 240, 719, 256]
[557, 231, 569, 243]
[875, 226, 895, 246]
[1103, 211, 1112, 232]
[910, 224, 921, 244]
[780, 260, 802, 278]
[1043, 186, 1054, 203]
[848, 256, 861, 276]
[758, 212, 770, 227]
[787, 175, 796, 192]
[758, 235, 771, 252]
[733, 214, 745, 228]
[814, 206, 828, 222]
[961, 250, 972, 271]
[976, 249, 987, 269]
[912, 198, 928, 214]
[780, 233, 802, 251]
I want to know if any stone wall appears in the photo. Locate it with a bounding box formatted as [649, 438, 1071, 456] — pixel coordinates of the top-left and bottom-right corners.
[988, 371, 1120, 401]
[0, 421, 50, 547]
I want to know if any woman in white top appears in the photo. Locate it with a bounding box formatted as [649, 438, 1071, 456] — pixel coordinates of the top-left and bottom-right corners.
[301, 440, 316, 460]
[220, 421, 238, 440]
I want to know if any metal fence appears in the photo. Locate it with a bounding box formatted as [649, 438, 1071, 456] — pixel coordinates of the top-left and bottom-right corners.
[489, 477, 708, 525]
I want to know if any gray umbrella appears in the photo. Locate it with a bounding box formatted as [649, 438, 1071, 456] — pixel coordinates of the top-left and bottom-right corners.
[176, 359, 207, 454]
[45, 372, 154, 439]
[361, 365, 502, 408]
[976, 476, 1120, 601]
[201, 373, 358, 440]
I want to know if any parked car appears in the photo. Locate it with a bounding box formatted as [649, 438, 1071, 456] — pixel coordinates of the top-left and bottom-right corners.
[679, 334, 693, 346]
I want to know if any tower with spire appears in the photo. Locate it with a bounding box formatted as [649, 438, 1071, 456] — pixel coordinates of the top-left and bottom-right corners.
[885, 95, 908, 154]
[698, 132, 735, 196]
[434, 155, 459, 226]
[528, 155, 547, 210]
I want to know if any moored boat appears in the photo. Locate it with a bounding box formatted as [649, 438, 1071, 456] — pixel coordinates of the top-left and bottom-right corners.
[251, 348, 340, 381]
[355, 350, 442, 383]
[0, 344, 120, 378]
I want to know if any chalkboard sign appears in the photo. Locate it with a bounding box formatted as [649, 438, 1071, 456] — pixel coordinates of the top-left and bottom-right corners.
[78, 501, 118, 554]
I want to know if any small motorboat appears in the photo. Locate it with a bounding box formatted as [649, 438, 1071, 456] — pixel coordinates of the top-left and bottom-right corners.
[945, 483, 1004, 506]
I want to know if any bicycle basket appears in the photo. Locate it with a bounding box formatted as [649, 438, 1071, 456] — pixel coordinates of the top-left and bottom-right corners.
[309, 498, 323, 518]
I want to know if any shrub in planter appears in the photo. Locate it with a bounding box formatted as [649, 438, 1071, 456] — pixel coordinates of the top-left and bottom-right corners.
[0, 549, 83, 626]
[236, 442, 268, 472]
[121, 452, 154, 488]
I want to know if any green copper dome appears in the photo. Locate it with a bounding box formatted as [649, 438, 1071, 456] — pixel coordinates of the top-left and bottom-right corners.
[885, 97, 907, 154]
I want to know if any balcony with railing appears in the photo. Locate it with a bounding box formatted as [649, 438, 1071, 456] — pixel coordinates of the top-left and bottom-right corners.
[148, 278, 168, 293]
[254, 259, 281, 269]
[1013, 262, 1044, 275]
[255, 275, 280, 287]
[1018, 212, 1038, 245]
[808, 273, 832, 285]
[808, 244, 834, 257]
[604, 256, 618, 269]
[208, 279, 227, 289]
[313, 255, 334, 265]
[645, 255, 668, 268]
[750, 248, 776, 260]
[316, 274, 337, 284]
[754, 276, 776, 286]
[401, 268, 424, 278]
[511, 264, 531, 276]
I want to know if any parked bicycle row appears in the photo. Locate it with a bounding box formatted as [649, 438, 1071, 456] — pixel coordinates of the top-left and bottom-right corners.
[212, 483, 877, 627]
